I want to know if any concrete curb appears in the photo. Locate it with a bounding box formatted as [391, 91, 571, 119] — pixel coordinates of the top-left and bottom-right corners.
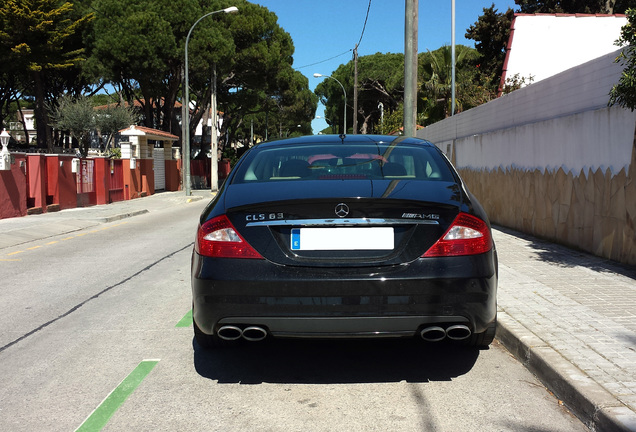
[98, 210, 149, 223]
[497, 312, 636, 432]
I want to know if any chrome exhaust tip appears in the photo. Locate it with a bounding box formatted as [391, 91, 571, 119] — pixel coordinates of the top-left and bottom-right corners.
[217, 325, 243, 341]
[445, 324, 471, 340]
[420, 326, 446, 342]
[242, 326, 268, 342]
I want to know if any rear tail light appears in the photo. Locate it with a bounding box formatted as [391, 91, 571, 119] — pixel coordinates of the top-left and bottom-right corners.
[196, 215, 263, 259]
[422, 212, 492, 257]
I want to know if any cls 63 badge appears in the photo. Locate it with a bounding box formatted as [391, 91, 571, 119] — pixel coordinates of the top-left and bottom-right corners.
[246, 213, 284, 221]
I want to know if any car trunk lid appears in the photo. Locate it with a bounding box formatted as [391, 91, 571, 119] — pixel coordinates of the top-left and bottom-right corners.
[223, 180, 462, 267]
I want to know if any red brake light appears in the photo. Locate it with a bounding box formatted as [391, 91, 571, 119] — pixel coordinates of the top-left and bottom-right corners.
[422, 213, 492, 257]
[196, 215, 263, 259]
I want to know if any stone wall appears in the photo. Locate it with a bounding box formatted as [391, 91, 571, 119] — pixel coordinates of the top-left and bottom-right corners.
[458, 142, 636, 265]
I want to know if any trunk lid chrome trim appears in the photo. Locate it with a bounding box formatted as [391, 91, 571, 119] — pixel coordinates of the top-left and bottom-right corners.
[246, 218, 439, 227]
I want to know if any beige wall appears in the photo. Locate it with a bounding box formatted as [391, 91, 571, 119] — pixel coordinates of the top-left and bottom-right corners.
[458, 142, 636, 266]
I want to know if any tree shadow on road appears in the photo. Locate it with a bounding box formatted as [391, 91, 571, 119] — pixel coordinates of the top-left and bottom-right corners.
[193, 337, 482, 384]
[493, 225, 636, 279]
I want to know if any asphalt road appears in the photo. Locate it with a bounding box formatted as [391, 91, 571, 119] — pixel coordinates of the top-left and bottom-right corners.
[0, 198, 588, 431]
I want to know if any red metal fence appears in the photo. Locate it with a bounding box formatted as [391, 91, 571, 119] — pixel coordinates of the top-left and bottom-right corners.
[2, 153, 185, 220]
[76, 159, 96, 207]
[109, 159, 124, 203]
[191, 159, 211, 188]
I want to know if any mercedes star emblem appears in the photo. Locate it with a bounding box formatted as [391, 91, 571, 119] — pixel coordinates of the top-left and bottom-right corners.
[335, 203, 350, 218]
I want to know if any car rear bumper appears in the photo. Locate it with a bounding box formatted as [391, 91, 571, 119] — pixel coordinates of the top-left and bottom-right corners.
[191, 252, 497, 338]
[216, 315, 473, 338]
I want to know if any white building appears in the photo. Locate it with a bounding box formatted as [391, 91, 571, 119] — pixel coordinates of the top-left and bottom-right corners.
[500, 14, 627, 90]
[10, 109, 36, 144]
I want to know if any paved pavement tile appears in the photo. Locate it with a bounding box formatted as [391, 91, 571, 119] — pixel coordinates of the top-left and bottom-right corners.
[494, 226, 636, 431]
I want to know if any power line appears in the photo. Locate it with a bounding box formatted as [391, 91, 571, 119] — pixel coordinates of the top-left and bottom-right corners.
[297, 0, 371, 72]
[357, 0, 372, 48]
[352, 0, 371, 135]
[294, 49, 353, 70]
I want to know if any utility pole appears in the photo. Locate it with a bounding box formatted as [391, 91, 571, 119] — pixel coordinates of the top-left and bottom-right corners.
[404, 0, 418, 137]
[181, 65, 189, 192]
[353, 45, 358, 134]
[451, 0, 456, 116]
[210, 64, 219, 192]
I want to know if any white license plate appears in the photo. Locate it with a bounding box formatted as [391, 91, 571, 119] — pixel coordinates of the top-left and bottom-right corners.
[290, 227, 394, 251]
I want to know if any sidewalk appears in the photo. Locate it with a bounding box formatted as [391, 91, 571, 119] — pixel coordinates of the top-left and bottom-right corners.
[0, 190, 209, 250]
[494, 227, 636, 432]
[0, 194, 635, 431]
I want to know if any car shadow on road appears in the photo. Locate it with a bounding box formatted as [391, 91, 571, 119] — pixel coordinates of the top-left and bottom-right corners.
[193, 337, 482, 384]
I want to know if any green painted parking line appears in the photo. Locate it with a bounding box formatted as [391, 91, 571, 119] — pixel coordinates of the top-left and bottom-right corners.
[175, 309, 192, 328]
[75, 359, 159, 432]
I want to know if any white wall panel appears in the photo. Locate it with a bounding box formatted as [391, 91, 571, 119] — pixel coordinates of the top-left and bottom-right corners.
[419, 49, 635, 176]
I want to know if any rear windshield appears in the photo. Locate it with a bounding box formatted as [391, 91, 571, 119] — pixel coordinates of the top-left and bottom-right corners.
[231, 142, 455, 184]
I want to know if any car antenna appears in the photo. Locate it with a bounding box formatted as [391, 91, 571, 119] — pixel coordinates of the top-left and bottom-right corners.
[339, 134, 346, 143]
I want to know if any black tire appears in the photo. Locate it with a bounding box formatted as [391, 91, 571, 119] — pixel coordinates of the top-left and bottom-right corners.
[467, 318, 497, 348]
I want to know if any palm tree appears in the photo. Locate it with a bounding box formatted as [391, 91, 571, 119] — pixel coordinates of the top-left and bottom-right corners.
[421, 45, 471, 120]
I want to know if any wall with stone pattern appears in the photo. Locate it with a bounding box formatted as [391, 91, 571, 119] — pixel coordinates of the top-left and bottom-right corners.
[418, 49, 636, 266]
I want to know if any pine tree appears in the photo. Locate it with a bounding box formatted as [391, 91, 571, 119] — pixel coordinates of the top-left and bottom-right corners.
[0, 1, 93, 150]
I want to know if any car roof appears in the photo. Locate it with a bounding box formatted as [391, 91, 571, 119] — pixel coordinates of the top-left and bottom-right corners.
[255, 134, 435, 149]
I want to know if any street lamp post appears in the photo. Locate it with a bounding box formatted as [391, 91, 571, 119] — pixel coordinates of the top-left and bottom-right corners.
[313, 73, 347, 135]
[0, 129, 11, 171]
[183, 6, 238, 196]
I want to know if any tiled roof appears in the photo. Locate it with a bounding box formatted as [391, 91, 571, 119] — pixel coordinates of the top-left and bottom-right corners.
[118, 125, 179, 141]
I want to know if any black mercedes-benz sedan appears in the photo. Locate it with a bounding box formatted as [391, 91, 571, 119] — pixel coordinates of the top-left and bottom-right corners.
[191, 134, 497, 348]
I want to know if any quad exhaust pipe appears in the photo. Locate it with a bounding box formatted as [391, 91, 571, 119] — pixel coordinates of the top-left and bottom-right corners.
[420, 325, 471, 342]
[217, 325, 268, 342]
[217, 324, 468, 342]
[445, 324, 472, 340]
[419, 326, 446, 342]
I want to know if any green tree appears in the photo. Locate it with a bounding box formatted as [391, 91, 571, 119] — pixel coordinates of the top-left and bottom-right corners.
[0, 71, 19, 132]
[214, 3, 315, 146]
[90, 0, 314, 154]
[49, 94, 95, 157]
[245, 70, 316, 140]
[95, 103, 139, 153]
[610, 8, 636, 109]
[355, 53, 405, 134]
[314, 49, 485, 133]
[89, 0, 186, 132]
[0, 0, 94, 151]
[314, 53, 404, 135]
[420, 45, 478, 121]
[465, 4, 515, 93]
[378, 103, 404, 135]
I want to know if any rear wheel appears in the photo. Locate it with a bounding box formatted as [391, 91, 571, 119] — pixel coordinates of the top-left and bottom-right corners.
[467, 318, 497, 348]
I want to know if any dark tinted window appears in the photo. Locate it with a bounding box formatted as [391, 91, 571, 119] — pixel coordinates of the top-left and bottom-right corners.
[233, 142, 454, 184]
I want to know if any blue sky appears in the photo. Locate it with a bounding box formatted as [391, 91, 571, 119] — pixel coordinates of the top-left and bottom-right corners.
[252, 0, 518, 133]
